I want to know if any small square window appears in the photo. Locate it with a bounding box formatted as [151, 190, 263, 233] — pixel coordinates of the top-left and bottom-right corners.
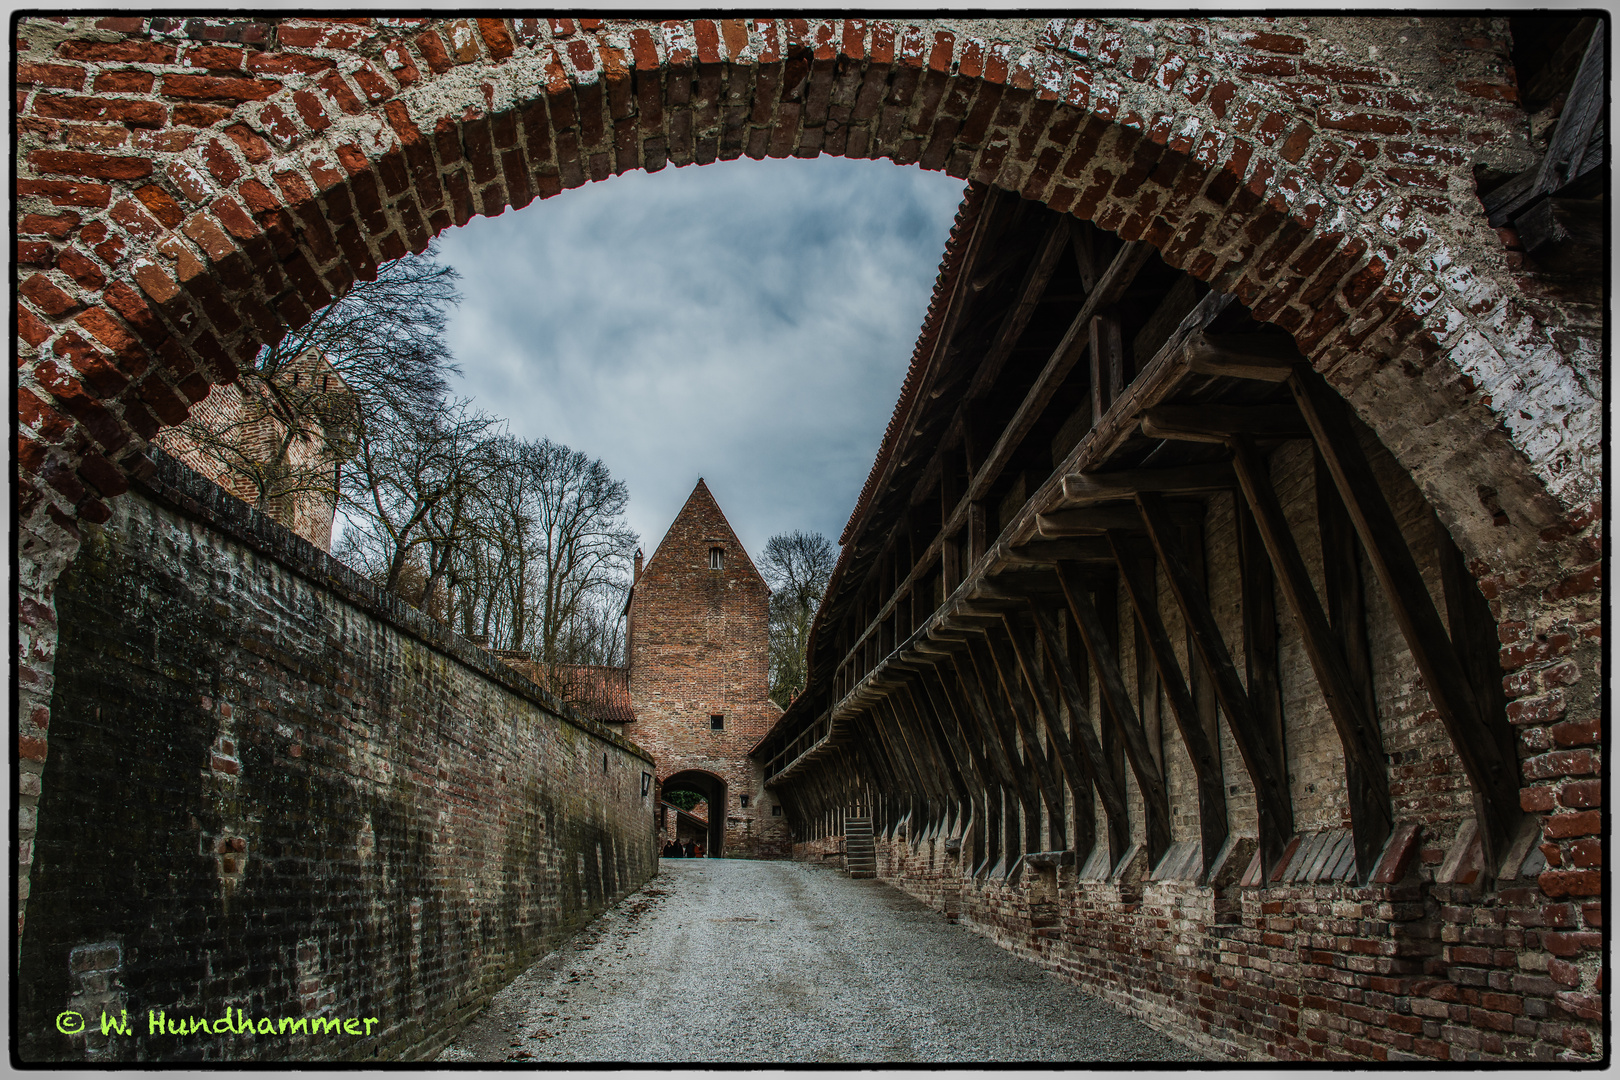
[772, 805, 782, 817]
[709, 546, 724, 569]
[710, 713, 724, 730]
[739, 794, 750, 808]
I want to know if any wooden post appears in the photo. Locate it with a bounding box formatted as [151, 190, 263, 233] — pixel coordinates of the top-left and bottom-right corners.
[1291, 368, 1521, 865]
[1228, 435, 1393, 868]
[1315, 449, 1387, 879]
[968, 635, 1046, 858]
[1138, 491, 1295, 870]
[1052, 565, 1173, 866]
[1022, 603, 1133, 866]
[982, 623, 1069, 852]
[1108, 535, 1230, 874]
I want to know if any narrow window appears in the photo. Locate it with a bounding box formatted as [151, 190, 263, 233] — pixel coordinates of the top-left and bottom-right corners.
[602, 752, 608, 772]
[641, 772, 652, 797]
[709, 546, 724, 570]
[739, 794, 750, 808]
[772, 804, 783, 817]
[710, 714, 724, 730]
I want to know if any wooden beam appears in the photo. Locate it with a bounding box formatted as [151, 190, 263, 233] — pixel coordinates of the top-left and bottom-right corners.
[964, 216, 1075, 401]
[1315, 448, 1387, 881]
[901, 680, 972, 814]
[884, 693, 951, 821]
[916, 665, 990, 795]
[1062, 461, 1234, 505]
[1108, 533, 1229, 872]
[1522, 16, 1601, 105]
[936, 661, 1005, 876]
[1228, 436, 1394, 858]
[826, 292, 1236, 700]
[1037, 500, 1204, 537]
[1436, 510, 1521, 877]
[1140, 403, 1311, 444]
[1137, 491, 1295, 868]
[1051, 564, 1173, 866]
[1483, 23, 1605, 227]
[996, 537, 1118, 570]
[1527, 22, 1606, 204]
[949, 651, 1031, 808]
[981, 623, 1070, 851]
[1091, 305, 1127, 421]
[1185, 332, 1301, 382]
[1291, 367, 1521, 865]
[968, 240, 1156, 504]
[967, 635, 1052, 855]
[916, 666, 990, 869]
[997, 611, 1100, 863]
[1234, 494, 1286, 782]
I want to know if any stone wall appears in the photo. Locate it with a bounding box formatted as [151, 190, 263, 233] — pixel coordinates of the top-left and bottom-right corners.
[17, 450, 658, 1063]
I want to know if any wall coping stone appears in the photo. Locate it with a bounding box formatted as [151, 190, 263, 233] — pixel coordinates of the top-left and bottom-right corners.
[129, 445, 655, 766]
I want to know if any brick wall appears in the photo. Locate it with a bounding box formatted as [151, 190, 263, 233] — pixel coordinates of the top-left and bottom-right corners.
[18, 449, 657, 1063]
[626, 480, 792, 858]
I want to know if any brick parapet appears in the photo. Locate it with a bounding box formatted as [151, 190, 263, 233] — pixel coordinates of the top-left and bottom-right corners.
[863, 828, 1602, 1061]
[130, 445, 655, 765]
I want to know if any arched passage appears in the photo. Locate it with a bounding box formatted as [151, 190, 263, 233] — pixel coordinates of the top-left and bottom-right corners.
[659, 769, 728, 856]
[14, 18, 1602, 1026]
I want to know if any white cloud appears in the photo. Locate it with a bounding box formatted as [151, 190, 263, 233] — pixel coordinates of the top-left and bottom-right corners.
[433, 155, 965, 560]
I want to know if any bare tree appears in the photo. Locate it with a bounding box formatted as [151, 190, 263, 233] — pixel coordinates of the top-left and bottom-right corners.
[163, 246, 460, 526]
[339, 397, 502, 594]
[429, 436, 637, 679]
[761, 530, 838, 708]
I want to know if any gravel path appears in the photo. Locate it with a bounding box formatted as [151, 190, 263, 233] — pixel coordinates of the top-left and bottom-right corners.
[437, 859, 1200, 1064]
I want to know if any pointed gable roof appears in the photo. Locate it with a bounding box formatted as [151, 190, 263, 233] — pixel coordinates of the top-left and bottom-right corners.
[639, 478, 768, 591]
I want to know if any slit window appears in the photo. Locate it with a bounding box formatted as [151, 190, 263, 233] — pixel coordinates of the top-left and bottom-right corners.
[709, 546, 724, 570]
[739, 794, 750, 808]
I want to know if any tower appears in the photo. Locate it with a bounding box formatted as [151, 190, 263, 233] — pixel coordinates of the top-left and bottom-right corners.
[625, 480, 791, 857]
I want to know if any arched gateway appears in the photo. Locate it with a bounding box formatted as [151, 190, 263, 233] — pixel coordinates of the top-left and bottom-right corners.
[15, 16, 1602, 1064]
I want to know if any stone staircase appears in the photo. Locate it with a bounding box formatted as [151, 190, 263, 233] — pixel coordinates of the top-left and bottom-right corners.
[845, 817, 876, 879]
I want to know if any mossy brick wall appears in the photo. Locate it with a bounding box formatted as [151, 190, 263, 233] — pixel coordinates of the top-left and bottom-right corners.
[18, 450, 657, 1063]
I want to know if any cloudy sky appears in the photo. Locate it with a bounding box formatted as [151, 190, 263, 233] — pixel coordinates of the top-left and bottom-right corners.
[431, 156, 966, 562]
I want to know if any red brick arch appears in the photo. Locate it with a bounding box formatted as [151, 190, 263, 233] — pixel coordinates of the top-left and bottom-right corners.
[15, 16, 1602, 936]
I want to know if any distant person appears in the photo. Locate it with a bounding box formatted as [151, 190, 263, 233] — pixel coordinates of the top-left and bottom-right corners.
[684, 840, 695, 858]
[694, 843, 704, 859]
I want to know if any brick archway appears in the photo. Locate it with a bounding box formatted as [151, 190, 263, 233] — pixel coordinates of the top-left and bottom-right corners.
[660, 769, 729, 856]
[15, 16, 1601, 939]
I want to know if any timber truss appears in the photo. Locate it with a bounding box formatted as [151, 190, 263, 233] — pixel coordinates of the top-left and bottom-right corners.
[755, 184, 1525, 888]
